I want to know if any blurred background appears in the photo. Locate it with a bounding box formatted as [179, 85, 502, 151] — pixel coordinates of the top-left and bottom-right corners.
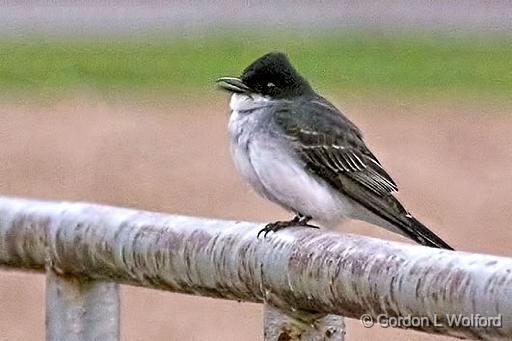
[0, 1, 511, 340]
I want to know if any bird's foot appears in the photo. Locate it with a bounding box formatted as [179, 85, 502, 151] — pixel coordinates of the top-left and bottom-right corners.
[257, 214, 319, 238]
[258, 217, 299, 238]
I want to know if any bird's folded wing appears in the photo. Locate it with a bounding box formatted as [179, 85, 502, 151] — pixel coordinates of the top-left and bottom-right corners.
[273, 98, 398, 198]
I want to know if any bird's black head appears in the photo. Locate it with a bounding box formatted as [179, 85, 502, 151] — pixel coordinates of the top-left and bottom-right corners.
[217, 52, 314, 99]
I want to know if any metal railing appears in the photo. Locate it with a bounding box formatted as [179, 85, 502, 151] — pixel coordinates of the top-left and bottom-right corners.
[0, 196, 511, 340]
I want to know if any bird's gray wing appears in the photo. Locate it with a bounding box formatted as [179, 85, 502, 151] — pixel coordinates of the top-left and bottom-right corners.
[273, 97, 398, 196]
[272, 97, 453, 250]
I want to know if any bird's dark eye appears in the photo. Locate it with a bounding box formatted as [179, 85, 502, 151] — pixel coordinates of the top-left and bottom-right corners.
[267, 82, 275, 88]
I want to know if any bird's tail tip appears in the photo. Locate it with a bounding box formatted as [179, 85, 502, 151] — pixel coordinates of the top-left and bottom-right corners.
[408, 216, 454, 251]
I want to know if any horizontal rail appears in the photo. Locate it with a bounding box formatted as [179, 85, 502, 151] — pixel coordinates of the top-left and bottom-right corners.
[0, 196, 511, 339]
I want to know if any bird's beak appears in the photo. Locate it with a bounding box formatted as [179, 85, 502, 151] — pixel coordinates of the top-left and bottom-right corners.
[216, 77, 253, 94]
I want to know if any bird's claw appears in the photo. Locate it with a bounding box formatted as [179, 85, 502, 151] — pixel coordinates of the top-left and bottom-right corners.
[257, 219, 297, 238]
[257, 215, 319, 238]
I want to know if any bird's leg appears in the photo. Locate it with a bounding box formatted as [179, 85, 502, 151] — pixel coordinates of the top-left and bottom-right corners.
[258, 213, 319, 238]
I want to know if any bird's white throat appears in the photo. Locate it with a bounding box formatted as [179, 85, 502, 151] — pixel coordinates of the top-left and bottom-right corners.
[229, 93, 271, 112]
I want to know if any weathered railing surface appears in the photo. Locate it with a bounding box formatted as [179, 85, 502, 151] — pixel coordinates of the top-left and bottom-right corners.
[0, 196, 511, 340]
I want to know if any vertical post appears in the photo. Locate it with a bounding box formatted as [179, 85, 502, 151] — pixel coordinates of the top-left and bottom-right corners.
[45, 270, 120, 341]
[263, 304, 345, 341]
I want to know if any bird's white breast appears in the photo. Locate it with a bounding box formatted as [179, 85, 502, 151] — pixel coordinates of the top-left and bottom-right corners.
[228, 94, 272, 200]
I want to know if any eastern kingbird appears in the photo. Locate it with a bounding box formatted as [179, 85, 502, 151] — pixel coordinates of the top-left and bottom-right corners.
[217, 52, 453, 250]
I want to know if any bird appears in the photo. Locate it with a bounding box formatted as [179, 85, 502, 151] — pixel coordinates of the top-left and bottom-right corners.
[216, 52, 453, 250]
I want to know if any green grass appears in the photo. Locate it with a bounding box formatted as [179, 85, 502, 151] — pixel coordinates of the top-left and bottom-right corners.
[1, 34, 511, 98]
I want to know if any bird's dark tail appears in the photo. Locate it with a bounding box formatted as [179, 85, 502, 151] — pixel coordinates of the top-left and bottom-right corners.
[349, 192, 455, 250]
[341, 177, 454, 250]
[402, 216, 454, 250]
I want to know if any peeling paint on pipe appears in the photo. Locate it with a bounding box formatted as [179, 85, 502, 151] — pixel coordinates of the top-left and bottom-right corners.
[0, 196, 511, 339]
